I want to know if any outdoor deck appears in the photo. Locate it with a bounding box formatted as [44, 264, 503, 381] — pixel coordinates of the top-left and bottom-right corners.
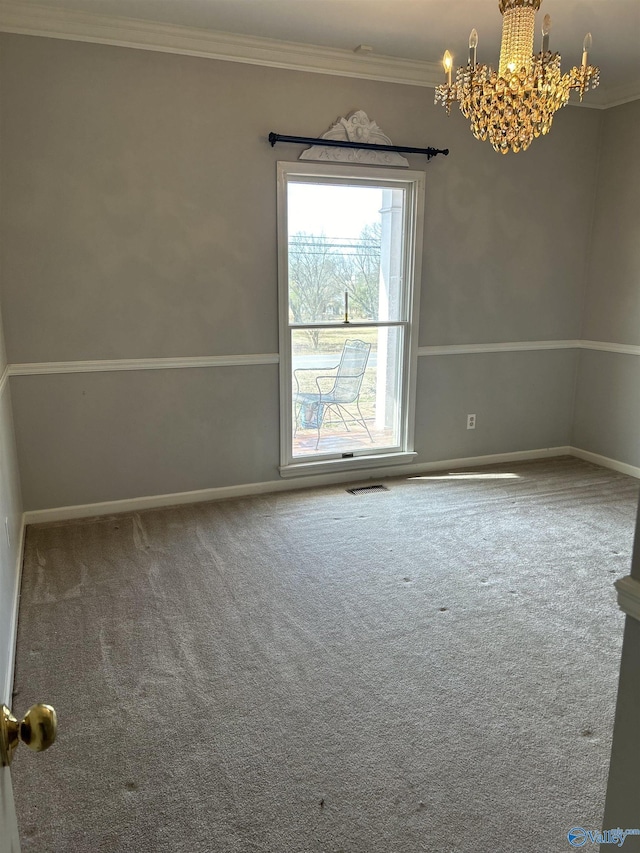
[292, 420, 395, 457]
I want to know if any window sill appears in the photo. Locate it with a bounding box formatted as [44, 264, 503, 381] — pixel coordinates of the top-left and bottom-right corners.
[279, 451, 417, 479]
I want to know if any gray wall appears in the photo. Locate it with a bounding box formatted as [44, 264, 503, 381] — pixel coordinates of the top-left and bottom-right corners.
[11, 366, 279, 509]
[415, 349, 579, 461]
[573, 99, 640, 469]
[0, 34, 602, 511]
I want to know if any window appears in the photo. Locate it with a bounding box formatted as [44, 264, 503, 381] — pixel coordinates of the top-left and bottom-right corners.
[277, 162, 425, 475]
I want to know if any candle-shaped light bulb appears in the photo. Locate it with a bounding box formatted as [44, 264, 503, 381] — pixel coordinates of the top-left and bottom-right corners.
[468, 29, 478, 68]
[582, 32, 592, 68]
[542, 14, 551, 53]
[443, 50, 453, 86]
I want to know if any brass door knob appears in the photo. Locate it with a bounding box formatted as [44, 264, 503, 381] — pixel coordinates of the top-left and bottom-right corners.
[0, 703, 57, 767]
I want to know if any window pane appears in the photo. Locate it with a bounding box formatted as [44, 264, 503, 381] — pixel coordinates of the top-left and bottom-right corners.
[291, 326, 403, 458]
[287, 182, 406, 324]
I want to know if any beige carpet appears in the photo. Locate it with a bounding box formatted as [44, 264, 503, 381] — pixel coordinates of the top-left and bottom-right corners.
[10, 457, 639, 852]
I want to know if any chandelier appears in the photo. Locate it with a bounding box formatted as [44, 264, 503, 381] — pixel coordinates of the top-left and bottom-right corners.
[434, 0, 600, 154]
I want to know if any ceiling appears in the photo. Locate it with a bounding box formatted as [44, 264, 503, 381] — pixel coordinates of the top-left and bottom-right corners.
[3, 0, 640, 106]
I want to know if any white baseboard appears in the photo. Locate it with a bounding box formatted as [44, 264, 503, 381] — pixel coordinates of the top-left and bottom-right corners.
[569, 447, 640, 480]
[3, 517, 26, 706]
[22, 445, 639, 527]
[615, 576, 640, 623]
[24, 446, 573, 525]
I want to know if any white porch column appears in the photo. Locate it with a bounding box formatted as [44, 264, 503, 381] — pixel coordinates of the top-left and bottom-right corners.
[376, 188, 404, 430]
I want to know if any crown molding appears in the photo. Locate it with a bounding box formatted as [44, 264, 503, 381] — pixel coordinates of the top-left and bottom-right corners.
[0, 0, 443, 88]
[574, 76, 640, 109]
[592, 79, 640, 109]
[0, 1, 636, 107]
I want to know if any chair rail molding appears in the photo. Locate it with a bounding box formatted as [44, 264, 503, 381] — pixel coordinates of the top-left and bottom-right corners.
[419, 340, 640, 357]
[418, 340, 580, 356]
[6, 339, 640, 377]
[580, 340, 640, 357]
[7, 354, 279, 376]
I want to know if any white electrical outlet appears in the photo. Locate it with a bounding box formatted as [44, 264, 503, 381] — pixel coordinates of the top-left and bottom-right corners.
[467, 414, 476, 430]
[5, 517, 10, 548]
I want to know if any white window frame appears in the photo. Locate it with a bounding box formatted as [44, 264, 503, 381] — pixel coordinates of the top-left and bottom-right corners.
[277, 161, 425, 477]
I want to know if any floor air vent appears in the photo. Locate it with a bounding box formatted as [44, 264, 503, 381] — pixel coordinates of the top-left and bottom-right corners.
[346, 484, 389, 495]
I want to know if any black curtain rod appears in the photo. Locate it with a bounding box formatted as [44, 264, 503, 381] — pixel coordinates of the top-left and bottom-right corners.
[268, 132, 449, 160]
